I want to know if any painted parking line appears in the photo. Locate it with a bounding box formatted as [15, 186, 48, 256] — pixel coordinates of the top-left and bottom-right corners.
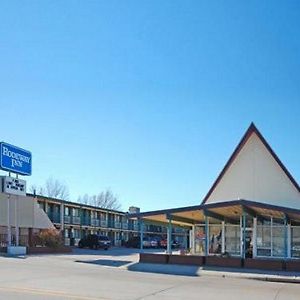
[0, 286, 109, 300]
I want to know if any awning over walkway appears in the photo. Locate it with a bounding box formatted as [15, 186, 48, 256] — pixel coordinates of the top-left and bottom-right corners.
[129, 199, 300, 225]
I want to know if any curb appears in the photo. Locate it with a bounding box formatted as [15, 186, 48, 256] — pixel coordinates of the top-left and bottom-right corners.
[126, 262, 300, 283]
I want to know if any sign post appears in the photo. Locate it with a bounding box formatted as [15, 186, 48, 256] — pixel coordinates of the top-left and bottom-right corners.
[7, 194, 11, 246]
[0, 142, 32, 255]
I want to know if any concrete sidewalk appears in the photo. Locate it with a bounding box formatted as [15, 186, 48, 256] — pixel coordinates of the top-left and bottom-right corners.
[125, 261, 300, 283]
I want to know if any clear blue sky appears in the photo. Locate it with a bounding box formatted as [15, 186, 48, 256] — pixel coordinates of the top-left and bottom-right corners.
[0, 1, 299, 211]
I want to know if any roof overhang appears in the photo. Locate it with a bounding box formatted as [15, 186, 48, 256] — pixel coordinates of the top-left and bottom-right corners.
[129, 199, 300, 226]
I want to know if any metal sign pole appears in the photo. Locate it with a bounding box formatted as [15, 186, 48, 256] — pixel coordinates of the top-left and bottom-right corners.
[7, 194, 11, 246]
[15, 174, 19, 246]
[15, 197, 19, 247]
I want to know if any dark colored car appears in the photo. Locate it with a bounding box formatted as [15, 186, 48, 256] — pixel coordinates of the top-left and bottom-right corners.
[78, 234, 111, 250]
[124, 236, 159, 248]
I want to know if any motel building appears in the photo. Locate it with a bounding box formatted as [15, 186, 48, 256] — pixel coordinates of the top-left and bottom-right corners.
[132, 123, 300, 271]
[0, 193, 187, 250]
[0, 144, 187, 252]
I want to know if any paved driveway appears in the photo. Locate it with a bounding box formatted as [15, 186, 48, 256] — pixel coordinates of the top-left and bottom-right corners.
[0, 248, 299, 299]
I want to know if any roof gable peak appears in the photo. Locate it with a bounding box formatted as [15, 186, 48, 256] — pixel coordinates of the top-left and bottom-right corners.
[201, 123, 300, 204]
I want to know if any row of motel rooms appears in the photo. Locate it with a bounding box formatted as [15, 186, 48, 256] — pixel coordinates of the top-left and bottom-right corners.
[35, 195, 188, 247]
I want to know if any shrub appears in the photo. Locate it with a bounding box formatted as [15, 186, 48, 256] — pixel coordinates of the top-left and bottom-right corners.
[37, 229, 63, 248]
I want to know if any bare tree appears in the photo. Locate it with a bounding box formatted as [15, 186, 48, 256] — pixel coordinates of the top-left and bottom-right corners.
[78, 189, 121, 210]
[77, 193, 90, 205]
[30, 177, 69, 200]
[30, 184, 46, 196]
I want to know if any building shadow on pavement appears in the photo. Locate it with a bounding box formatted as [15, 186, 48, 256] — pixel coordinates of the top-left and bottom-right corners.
[71, 247, 162, 256]
[75, 259, 132, 267]
[127, 262, 200, 277]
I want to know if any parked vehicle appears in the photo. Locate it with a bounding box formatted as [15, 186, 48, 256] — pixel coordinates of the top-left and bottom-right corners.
[149, 238, 159, 248]
[78, 234, 111, 250]
[124, 236, 159, 248]
[124, 236, 140, 248]
[159, 239, 181, 249]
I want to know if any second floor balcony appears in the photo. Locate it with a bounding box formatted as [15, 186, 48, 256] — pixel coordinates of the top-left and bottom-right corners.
[114, 222, 121, 229]
[64, 215, 71, 224]
[122, 222, 128, 230]
[101, 220, 108, 227]
[81, 217, 91, 226]
[72, 216, 81, 225]
[91, 218, 100, 227]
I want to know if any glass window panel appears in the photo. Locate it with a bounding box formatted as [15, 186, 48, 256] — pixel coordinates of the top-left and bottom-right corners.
[292, 226, 300, 258]
[257, 225, 271, 257]
[272, 226, 285, 257]
[225, 225, 240, 255]
[64, 207, 69, 215]
[194, 226, 205, 255]
[209, 225, 222, 254]
[257, 248, 271, 256]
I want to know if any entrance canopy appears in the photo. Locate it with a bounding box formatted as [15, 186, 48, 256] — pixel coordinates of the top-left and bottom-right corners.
[129, 199, 300, 225]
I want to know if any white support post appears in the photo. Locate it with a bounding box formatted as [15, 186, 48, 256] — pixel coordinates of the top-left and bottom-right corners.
[15, 197, 19, 246]
[221, 221, 225, 254]
[45, 201, 49, 214]
[242, 212, 246, 259]
[240, 216, 243, 257]
[287, 223, 291, 259]
[140, 219, 144, 252]
[167, 218, 172, 255]
[205, 216, 209, 256]
[60, 203, 64, 230]
[270, 217, 273, 257]
[7, 195, 11, 246]
[253, 217, 257, 258]
[190, 226, 195, 254]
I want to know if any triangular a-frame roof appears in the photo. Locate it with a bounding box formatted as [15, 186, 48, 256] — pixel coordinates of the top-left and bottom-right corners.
[202, 123, 300, 209]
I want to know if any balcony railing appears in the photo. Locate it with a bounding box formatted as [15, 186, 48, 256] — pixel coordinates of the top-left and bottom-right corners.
[108, 221, 115, 228]
[72, 216, 81, 225]
[114, 222, 121, 229]
[64, 215, 71, 224]
[101, 220, 107, 227]
[122, 223, 128, 230]
[91, 219, 100, 227]
[81, 218, 91, 226]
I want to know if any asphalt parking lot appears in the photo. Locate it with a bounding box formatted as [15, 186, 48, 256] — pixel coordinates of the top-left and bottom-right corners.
[0, 248, 299, 299]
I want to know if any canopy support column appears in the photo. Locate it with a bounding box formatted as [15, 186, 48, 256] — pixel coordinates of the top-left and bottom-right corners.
[139, 218, 144, 252]
[284, 215, 291, 259]
[190, 225, 195, 254]
[221, 221, 225, 254]
[287, 222, 291, 259]
[242, 211, 246, 259]
[253, 217, 257, 258]
[205, 215, 209, 256]
[240, 211, 246, 259]
[167, 218, 172, 254]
